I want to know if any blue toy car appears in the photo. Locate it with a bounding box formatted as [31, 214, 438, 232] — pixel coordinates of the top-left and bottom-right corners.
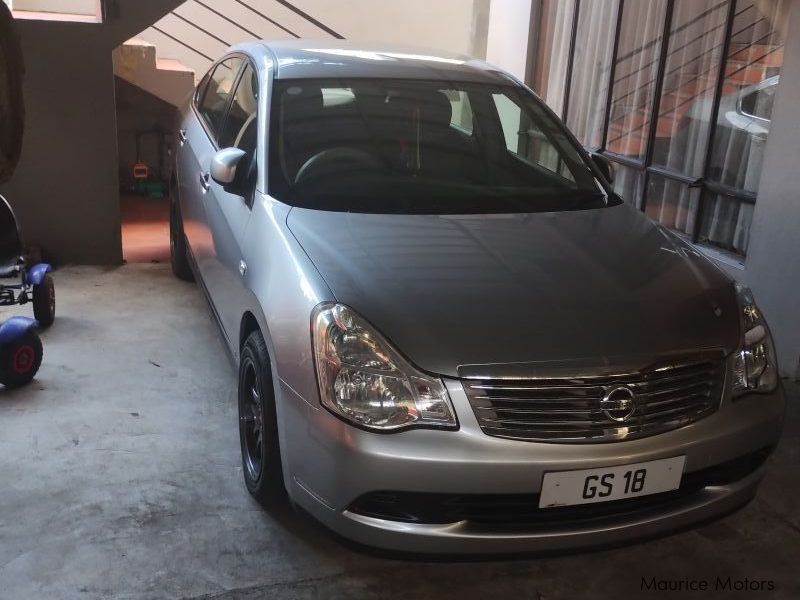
[0, 195, 50, 386]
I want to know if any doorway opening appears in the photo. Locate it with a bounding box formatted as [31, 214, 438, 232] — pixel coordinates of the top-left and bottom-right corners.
[116, 77, 175, 263]
[114, 37, 195, 263]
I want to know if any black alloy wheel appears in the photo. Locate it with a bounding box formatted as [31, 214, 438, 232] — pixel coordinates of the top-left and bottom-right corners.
[238, 330, 284, 507]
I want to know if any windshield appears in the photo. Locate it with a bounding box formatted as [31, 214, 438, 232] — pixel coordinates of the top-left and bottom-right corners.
[269, 78, 613, 214]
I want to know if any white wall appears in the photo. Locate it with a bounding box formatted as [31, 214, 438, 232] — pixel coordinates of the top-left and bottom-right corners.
[485, 0, 532, 80]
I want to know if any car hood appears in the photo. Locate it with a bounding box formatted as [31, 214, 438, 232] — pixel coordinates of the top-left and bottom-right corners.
[287, 203, 740, 378]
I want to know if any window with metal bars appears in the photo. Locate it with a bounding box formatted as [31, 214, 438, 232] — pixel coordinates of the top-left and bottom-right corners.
[530, 0, 787, 255]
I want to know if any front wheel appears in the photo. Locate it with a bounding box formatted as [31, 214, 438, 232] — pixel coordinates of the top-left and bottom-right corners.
[0, 330, 42, 387]
[239, 330, 285, 508]
[32, 273, 55, 327]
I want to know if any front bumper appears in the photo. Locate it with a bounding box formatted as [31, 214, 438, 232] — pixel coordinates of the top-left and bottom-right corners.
[279, 379, 785, 554]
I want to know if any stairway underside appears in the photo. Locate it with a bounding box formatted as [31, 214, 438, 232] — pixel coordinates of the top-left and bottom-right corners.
[113, 38, 195, 108]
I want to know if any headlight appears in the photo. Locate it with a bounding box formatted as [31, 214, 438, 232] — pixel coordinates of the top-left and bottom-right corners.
[312, 303, 457, 431]
[732, 284, 778, 397]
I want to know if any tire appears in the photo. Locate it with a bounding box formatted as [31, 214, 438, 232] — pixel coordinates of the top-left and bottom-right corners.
[0, 330, 42, 387]
[169, 187, 194, 282]
[0, 2, 25, 185]
[32, 273, 55, 327]
[238, 330, 285, 507]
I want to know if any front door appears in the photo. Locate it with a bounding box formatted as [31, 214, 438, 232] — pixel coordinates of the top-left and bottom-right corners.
[178, 56, 243, 300]
[203, 62, 260, 345]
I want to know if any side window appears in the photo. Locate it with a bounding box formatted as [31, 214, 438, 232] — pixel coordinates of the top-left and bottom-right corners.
[219, 63, 259, 154]
[492, 92, 574, 181]
[442, 89, 473, 134]
[194, 71, 212, 108]
[493, 93, 527, 156]
[198, 57, 243, 139]
[740, 85, 776, 121]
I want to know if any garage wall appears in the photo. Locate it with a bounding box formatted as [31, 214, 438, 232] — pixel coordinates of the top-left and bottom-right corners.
[0, 24, 121, 264]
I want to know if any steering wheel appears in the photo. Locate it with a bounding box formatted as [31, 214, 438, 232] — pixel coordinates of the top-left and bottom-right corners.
[294, 147, 382, 184]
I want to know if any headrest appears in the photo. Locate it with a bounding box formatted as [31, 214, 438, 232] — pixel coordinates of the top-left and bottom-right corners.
[382, 90, 453, 129]
[419, 91, 453, 128]
[282, 85, 323, 124]
[382, 92, 419, 119]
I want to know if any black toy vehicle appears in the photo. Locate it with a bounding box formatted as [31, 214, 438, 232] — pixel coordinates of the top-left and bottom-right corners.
[0, 194, 54, 326]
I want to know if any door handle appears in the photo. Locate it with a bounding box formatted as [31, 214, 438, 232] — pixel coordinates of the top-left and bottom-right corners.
[200, 171, 211, 192]
[178, 129, 187, 146]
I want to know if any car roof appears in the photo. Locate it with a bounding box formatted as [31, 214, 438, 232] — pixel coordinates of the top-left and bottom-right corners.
[230, 39, 515, 85]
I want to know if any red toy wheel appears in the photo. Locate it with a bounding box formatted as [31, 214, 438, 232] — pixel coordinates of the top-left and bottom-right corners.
[0, 330, 42, 387]
[12, 343, 35, 373]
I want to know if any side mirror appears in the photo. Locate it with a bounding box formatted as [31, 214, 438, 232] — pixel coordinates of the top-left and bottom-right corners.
[210, 147, 248, 186]
[591, 152, 615, 184]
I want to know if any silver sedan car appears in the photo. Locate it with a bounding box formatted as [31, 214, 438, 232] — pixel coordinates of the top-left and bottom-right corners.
[171, 40, 785, 554]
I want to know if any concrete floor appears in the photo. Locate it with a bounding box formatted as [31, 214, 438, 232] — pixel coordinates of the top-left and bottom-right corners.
[0, 264, 798, 600]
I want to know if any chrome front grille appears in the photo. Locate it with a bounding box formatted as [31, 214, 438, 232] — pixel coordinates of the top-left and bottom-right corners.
[463, 359, 726, 443]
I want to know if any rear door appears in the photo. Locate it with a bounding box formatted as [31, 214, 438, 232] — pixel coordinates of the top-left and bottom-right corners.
[202, 61, 260, 342]
[176, 56, 243, 293]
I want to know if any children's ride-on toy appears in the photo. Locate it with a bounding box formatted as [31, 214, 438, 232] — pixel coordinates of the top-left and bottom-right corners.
[0, 195, 55, 327]
[0, 195, 52, 386]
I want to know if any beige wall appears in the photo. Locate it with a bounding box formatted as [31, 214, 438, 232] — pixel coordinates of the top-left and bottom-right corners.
[137, 0, 491, 79]
[291, 0, 480, 54]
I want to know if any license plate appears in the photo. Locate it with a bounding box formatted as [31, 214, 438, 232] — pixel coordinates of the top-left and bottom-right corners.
[538, 456, 686, 508]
